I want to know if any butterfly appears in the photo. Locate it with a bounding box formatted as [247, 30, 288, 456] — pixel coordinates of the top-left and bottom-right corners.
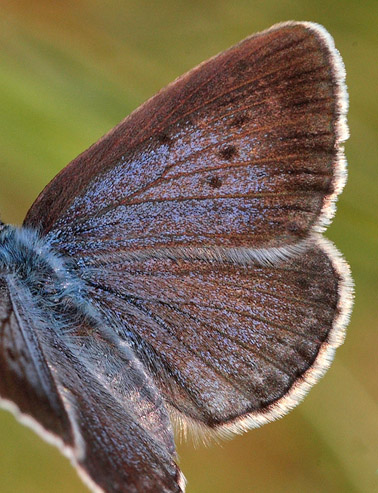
[0, 21, 353, 492]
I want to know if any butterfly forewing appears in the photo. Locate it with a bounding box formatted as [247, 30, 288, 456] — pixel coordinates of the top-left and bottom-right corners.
[24, 23, 347, 264]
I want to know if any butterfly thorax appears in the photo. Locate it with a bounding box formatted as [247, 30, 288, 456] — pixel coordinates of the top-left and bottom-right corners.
[0, 225, 91, 326]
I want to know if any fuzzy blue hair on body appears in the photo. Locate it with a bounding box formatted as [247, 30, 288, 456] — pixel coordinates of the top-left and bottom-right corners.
[0, 224, 89, 325]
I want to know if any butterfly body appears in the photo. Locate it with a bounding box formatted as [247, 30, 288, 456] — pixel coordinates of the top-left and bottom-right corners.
[0, 21, 352, 493]
[0, 226, 83, 307]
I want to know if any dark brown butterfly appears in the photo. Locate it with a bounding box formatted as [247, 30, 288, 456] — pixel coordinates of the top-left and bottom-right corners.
[0, 21, 353, 492]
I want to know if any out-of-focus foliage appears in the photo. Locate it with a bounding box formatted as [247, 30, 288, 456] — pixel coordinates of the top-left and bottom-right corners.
[0, 1, 377, 492]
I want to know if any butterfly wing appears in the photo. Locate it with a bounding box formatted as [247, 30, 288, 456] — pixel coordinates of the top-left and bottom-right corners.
[0, 277, 73, 443]
[24, 22, 348, 264]
[0, 274, 184, 493]
[78, 237, 352, 434]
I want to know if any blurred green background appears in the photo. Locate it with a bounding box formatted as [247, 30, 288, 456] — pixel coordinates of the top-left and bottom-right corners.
[0, 1, 377, 492]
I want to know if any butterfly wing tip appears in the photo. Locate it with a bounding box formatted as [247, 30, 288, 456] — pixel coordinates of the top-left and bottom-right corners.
[295, 21, 349, 142]
[268, 21, 349, 142]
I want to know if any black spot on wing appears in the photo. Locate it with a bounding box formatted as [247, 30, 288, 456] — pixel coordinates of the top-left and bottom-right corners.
[297, 276, 310, 290]
[230, 114, 248, 128]
[219, 145, 238, 160]
[207, 176, 223, 189]
[157, 132, 172, 145]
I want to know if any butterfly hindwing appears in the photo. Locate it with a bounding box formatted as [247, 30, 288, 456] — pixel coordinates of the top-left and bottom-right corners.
[79, 237, 352, 433]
